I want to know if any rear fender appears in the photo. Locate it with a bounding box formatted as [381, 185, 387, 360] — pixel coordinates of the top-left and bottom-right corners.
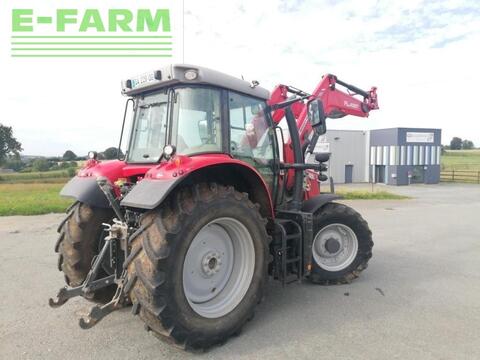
[60, 176, 110, 208]
[121, 155, 274, 218]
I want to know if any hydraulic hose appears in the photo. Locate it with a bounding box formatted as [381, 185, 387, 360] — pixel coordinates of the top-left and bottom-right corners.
[285, 106, 304, 211]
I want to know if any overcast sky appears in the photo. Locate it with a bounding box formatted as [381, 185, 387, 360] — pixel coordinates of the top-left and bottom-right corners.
[1, 0, 480, 156]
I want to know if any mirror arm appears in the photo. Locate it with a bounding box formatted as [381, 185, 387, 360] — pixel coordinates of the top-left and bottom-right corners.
[279, 162, 327, 171]
[307, 128, 321, 154]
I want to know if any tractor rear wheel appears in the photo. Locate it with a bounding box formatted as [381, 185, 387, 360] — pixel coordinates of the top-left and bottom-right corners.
[54, 202, 116, 302]
[309, 202, 373, 285]
[125, 183, 269, 350]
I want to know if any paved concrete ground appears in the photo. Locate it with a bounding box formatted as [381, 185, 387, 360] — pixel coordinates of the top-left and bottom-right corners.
[1, 183, 479, 359]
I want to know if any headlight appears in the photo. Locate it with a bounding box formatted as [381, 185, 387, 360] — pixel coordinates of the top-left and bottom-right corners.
[163, 145, 176, 160]
[184, 69, 198, 80]
[88, 151, 98, 160]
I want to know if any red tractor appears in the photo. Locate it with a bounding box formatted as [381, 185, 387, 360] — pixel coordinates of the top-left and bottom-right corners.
[50, 64, 378, 349]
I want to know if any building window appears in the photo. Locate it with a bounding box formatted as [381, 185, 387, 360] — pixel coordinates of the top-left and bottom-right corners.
[431, 146, 436, 165]
[413, 146, 419, 165]
[383, 146, 389, 165]
[425, 146, 430, 165]
[436, 146, 441, 165]
[419, 145, 424, 165]
[390, 145, 396, 165]
[407, 146, 412, 165]
[370, 146, 376, 165]
[376, 146, 383, 165]
[400, 145, 406, 165]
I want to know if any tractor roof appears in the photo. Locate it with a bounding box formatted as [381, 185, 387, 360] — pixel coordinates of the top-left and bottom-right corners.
[121, 64, 270, 100]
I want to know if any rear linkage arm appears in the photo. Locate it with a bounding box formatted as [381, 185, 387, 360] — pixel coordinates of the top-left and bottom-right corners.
[49, 177, 131, 329]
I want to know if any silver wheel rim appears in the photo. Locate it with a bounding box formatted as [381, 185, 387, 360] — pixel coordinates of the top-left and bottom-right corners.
[182, 217, 255, 318]
[312, 223, 358, 272]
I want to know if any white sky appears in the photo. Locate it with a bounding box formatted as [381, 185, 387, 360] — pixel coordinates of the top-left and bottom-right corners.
[1, 0, 480, 156]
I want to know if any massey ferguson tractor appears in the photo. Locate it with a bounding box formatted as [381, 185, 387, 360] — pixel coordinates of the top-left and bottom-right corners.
[50, 64, 378, 349]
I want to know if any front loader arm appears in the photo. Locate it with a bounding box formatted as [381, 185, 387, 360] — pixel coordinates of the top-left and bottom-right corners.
[269, 74, 378, 145]
[268, 74, 378, 189]
[269, 74, 378, 150]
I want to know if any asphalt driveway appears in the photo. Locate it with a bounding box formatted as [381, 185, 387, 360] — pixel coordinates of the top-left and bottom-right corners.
[1, 183, 479, 359]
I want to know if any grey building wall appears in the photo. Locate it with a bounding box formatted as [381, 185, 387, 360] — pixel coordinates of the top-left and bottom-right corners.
[312, 130, 368, 184]
[369, 128, 442, 185]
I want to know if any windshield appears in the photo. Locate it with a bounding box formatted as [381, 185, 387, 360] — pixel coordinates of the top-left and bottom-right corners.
[126, 87, 223, 163]
[127, 92, 168, 163]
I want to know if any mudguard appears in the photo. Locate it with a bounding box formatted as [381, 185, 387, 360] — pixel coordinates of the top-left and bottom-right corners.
[119, 154, 274, 217]
[120, 178, 179, 209]
[60, 176, 110, 208]
[301, 193, 342, 214]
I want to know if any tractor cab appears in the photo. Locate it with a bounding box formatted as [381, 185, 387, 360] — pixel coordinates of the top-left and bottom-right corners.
[120, 64, 278, 194]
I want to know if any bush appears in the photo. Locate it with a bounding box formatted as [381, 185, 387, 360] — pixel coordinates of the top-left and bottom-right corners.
[31, 158, 50, 172]
[67, 167, 76, 177]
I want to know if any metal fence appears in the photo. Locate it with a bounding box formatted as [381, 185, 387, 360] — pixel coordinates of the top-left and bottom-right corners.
[440, 170, 480, 183]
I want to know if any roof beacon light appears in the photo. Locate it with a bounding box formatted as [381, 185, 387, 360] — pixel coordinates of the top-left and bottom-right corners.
[184, 69, 198, 81]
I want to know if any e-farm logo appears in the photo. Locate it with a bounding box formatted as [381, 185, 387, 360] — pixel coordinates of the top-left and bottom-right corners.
[11, 9, 173, 58]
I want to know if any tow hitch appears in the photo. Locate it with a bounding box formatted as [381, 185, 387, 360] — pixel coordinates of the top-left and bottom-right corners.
[49, 220, 130, 328]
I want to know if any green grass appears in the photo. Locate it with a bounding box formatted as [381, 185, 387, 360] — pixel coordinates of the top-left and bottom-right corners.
[0, 170, 74, 183]
[0, 183, 72, 216]
[441, 149, 480, 171]
[336, 190, 410, 200]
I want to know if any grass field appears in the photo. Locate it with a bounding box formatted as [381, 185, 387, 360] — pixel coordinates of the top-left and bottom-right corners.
[0, 181, 409, 216]
[441, 149, 480, 171]
[0, 183, 72, 216]
[337, 189, 410, 200]
[0, 169, 74, 183]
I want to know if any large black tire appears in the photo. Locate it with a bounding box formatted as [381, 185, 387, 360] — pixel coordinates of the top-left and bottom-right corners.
[125, 183, 270, 350]
[54, 202, 116, 302]
[309, 202, 373, 285]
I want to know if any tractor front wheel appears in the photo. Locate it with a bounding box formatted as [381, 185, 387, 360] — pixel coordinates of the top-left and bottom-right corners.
[126, 183, 269, 350]
[309, 202, 373, 285]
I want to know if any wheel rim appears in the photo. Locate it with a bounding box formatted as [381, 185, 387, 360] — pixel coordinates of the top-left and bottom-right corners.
[182, 217, 255, 318]
[312, 223, 359, 272]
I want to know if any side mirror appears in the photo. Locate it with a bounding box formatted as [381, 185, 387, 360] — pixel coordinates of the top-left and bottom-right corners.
[307, 99, 327, 135]
[198, 119, 209, 143]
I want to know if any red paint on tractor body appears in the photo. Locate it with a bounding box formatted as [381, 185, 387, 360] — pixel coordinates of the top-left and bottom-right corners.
[77, 154, 275, 216]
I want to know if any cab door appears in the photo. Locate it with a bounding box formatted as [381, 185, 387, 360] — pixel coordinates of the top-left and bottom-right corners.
[227, 91, 276, 192]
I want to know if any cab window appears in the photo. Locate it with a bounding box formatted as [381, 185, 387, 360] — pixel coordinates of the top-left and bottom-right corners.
[228, 92, 274, 189]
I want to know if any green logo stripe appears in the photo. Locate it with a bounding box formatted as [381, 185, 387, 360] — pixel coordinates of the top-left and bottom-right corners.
[12, 48, 172, 51]
[11, 54, 173, 57]
[11, 42, 172, 45]
[11, 35, 172, 38]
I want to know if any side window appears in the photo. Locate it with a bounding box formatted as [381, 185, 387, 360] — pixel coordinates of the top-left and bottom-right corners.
[228, 92, 272, 159]
[228, 92, 275, 188]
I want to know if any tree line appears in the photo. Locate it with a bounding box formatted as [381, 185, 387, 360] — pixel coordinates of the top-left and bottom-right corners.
[448, 137, 475, 150]
[0, 123, 123, 172]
